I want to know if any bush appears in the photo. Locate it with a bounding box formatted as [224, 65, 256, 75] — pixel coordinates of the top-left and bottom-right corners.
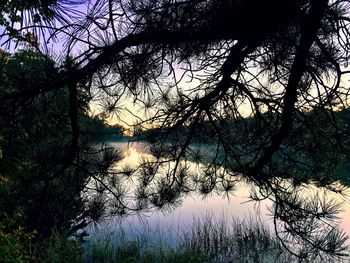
[0, 225, 35, 263]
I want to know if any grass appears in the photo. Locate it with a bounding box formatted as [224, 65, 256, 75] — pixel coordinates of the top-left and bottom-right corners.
[81, 214, 296, 263]
[179, 214, 293, 262]
[81, 230, 207, 263]
[32, 230, 81, 263]
[26, 214, 349, 262]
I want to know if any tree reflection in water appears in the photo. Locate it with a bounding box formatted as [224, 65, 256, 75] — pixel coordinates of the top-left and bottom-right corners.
[85, 141, 350, 261]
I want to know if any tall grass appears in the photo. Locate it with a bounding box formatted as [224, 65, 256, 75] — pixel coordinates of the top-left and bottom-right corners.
[81, 227, 207, 263]
[32, 230, 81, 263]
[5, 214, 347, 262]
[81, 214, 297, 263]
[179, 214, 293, 262]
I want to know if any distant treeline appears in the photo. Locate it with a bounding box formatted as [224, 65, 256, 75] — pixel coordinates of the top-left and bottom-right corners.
[138, 109, 350, 142]
[80, 115, 125, 141]
[135, 108, 350, 186]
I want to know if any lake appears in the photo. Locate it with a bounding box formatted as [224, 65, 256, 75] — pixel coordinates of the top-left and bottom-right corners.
[89, 141, 350, 248]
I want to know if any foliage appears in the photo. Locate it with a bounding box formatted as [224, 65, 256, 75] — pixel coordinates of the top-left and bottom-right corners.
[0, 226, 81, 263]
[0, 224, 35, 263]
[0, 49, 123, 240]
[0, 50, 83, 237]
[0, 0, 84, 48]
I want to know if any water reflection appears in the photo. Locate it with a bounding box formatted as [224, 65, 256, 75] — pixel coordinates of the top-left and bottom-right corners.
[98, 141, 350, 242]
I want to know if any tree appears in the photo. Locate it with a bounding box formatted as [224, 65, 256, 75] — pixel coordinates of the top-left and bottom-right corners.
[0, 49, 123, 240]
[1, 0, 350, 260]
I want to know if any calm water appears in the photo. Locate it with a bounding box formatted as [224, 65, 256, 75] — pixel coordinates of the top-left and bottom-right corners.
[92, 141, 350, 244]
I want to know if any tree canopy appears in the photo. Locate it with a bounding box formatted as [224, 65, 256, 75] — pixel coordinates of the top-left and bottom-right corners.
[1, 0, 350, 260]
